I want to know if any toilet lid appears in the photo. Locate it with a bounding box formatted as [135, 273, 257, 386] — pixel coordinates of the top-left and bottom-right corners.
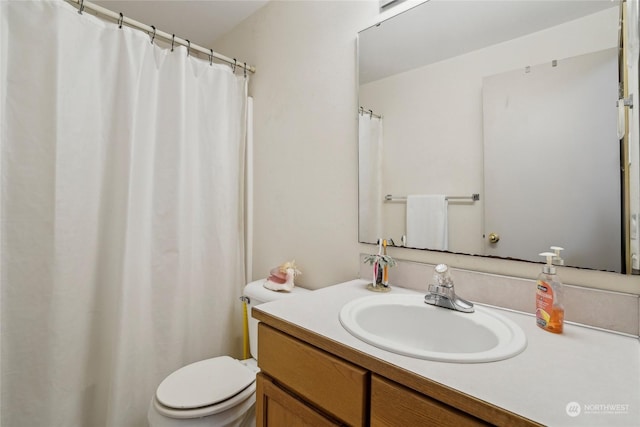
[156, 356, 256, 409]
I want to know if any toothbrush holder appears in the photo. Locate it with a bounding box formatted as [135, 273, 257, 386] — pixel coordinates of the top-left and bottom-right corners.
[363, 253, 396, 292]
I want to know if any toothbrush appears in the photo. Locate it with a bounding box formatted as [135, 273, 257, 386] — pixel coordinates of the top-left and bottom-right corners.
[373, 262, 378, 286]
[375, 238, 383, 285]
[383, 239, 388, 285]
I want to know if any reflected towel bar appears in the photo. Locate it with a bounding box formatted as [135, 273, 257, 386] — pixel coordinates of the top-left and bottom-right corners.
[384, 194, 480, 202]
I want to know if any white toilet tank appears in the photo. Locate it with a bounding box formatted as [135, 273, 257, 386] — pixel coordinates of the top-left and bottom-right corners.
[243, 279, 310, 360]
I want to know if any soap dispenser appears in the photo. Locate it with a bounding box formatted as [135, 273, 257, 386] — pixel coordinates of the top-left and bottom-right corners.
[536, 252, 565, 334]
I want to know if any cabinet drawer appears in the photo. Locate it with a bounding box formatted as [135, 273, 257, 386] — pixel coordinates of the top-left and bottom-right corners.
[256, 373, 340, 426]
[371, 375, 489, 426]
[258, 323, 368, 426]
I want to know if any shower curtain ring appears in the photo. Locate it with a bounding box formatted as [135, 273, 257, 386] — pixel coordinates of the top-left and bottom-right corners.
[359, 106, 364, 115]
[244, 62, 247, 78]
[209, 49, 214, 66]
[78, 0, 85, 14]
[186, 40, 190, 57]
[150, 26, 156, 44]
[118, 13, 124, 29]
[171, 34, 175, 52]
[232, 59, 237, 72]
[369, 109, 373, 119]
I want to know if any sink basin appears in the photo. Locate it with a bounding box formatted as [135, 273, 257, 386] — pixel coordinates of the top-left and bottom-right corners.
[339, 294, 527, 363]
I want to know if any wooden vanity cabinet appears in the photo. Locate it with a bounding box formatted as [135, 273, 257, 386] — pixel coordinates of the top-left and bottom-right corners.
[257, 323, 368, 426]
[370, 375, 489, 426]
[256, 373, 341, 426]
[256, 321, 535, 427]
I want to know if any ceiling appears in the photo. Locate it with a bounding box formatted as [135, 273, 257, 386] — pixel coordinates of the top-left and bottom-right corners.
[92, 0, 269, 47]
[359, 0, 619, 84]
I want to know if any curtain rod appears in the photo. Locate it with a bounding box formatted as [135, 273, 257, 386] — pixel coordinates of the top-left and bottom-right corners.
[65, 0, 255, 74]
[359, 106, 382, 119]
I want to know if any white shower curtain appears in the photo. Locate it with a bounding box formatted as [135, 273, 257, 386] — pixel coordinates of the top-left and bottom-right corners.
[1, 2, 247, 426]
[358, 114, 383, 244]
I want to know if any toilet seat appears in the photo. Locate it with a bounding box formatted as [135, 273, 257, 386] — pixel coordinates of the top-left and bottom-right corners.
[154, 356, 257, 419]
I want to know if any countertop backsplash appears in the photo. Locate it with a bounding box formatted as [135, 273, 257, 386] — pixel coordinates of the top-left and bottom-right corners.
[358, 254, 640, 337]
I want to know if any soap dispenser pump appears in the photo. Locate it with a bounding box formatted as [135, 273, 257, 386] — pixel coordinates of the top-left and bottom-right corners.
[550, 246, 565, 266]
[536, 252, 565, 334]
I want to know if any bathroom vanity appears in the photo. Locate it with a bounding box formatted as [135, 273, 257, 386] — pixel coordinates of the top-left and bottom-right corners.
[256, 323, 509, 426]
[253, 280, 640, 426]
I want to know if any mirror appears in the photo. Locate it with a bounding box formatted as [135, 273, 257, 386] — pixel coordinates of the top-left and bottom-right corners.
[358, 0, 637, 273]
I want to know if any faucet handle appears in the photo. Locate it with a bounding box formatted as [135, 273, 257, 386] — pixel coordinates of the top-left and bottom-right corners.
[428, 282, 454, 299]
[427, 283, 441, 294]
[426, 264, 474, 313]
[432, 264, 453, 287]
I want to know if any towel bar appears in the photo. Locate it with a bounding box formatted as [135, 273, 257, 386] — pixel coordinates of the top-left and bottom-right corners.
[384, 194, 480, 202]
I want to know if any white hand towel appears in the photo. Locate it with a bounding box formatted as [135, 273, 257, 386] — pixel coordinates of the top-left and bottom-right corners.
[406, 195, 448, 250]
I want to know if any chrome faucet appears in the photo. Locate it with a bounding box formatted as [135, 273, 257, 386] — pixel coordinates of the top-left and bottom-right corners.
[424, 264, 474, 313]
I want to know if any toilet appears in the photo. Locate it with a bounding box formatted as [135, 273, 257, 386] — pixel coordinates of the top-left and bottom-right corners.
[148, 279, 310, 427]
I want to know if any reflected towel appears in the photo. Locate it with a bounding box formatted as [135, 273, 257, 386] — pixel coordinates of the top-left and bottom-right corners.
[406, 195, 448, 250]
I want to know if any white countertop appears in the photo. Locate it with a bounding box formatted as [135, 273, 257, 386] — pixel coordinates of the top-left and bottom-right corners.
[254, 280, 640, 427]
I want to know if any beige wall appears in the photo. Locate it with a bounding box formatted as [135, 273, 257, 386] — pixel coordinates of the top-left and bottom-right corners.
[214, 1, 378, 288]
[215, 0, 640, 293]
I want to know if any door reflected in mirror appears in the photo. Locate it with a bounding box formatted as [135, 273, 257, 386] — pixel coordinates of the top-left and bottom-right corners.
[358, 0, 638, 274]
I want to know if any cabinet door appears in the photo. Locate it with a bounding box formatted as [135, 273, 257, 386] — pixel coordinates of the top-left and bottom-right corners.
[256, 373, 341, 427]
[371, 375, 489, 426]
[258, 323, 368, 426]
